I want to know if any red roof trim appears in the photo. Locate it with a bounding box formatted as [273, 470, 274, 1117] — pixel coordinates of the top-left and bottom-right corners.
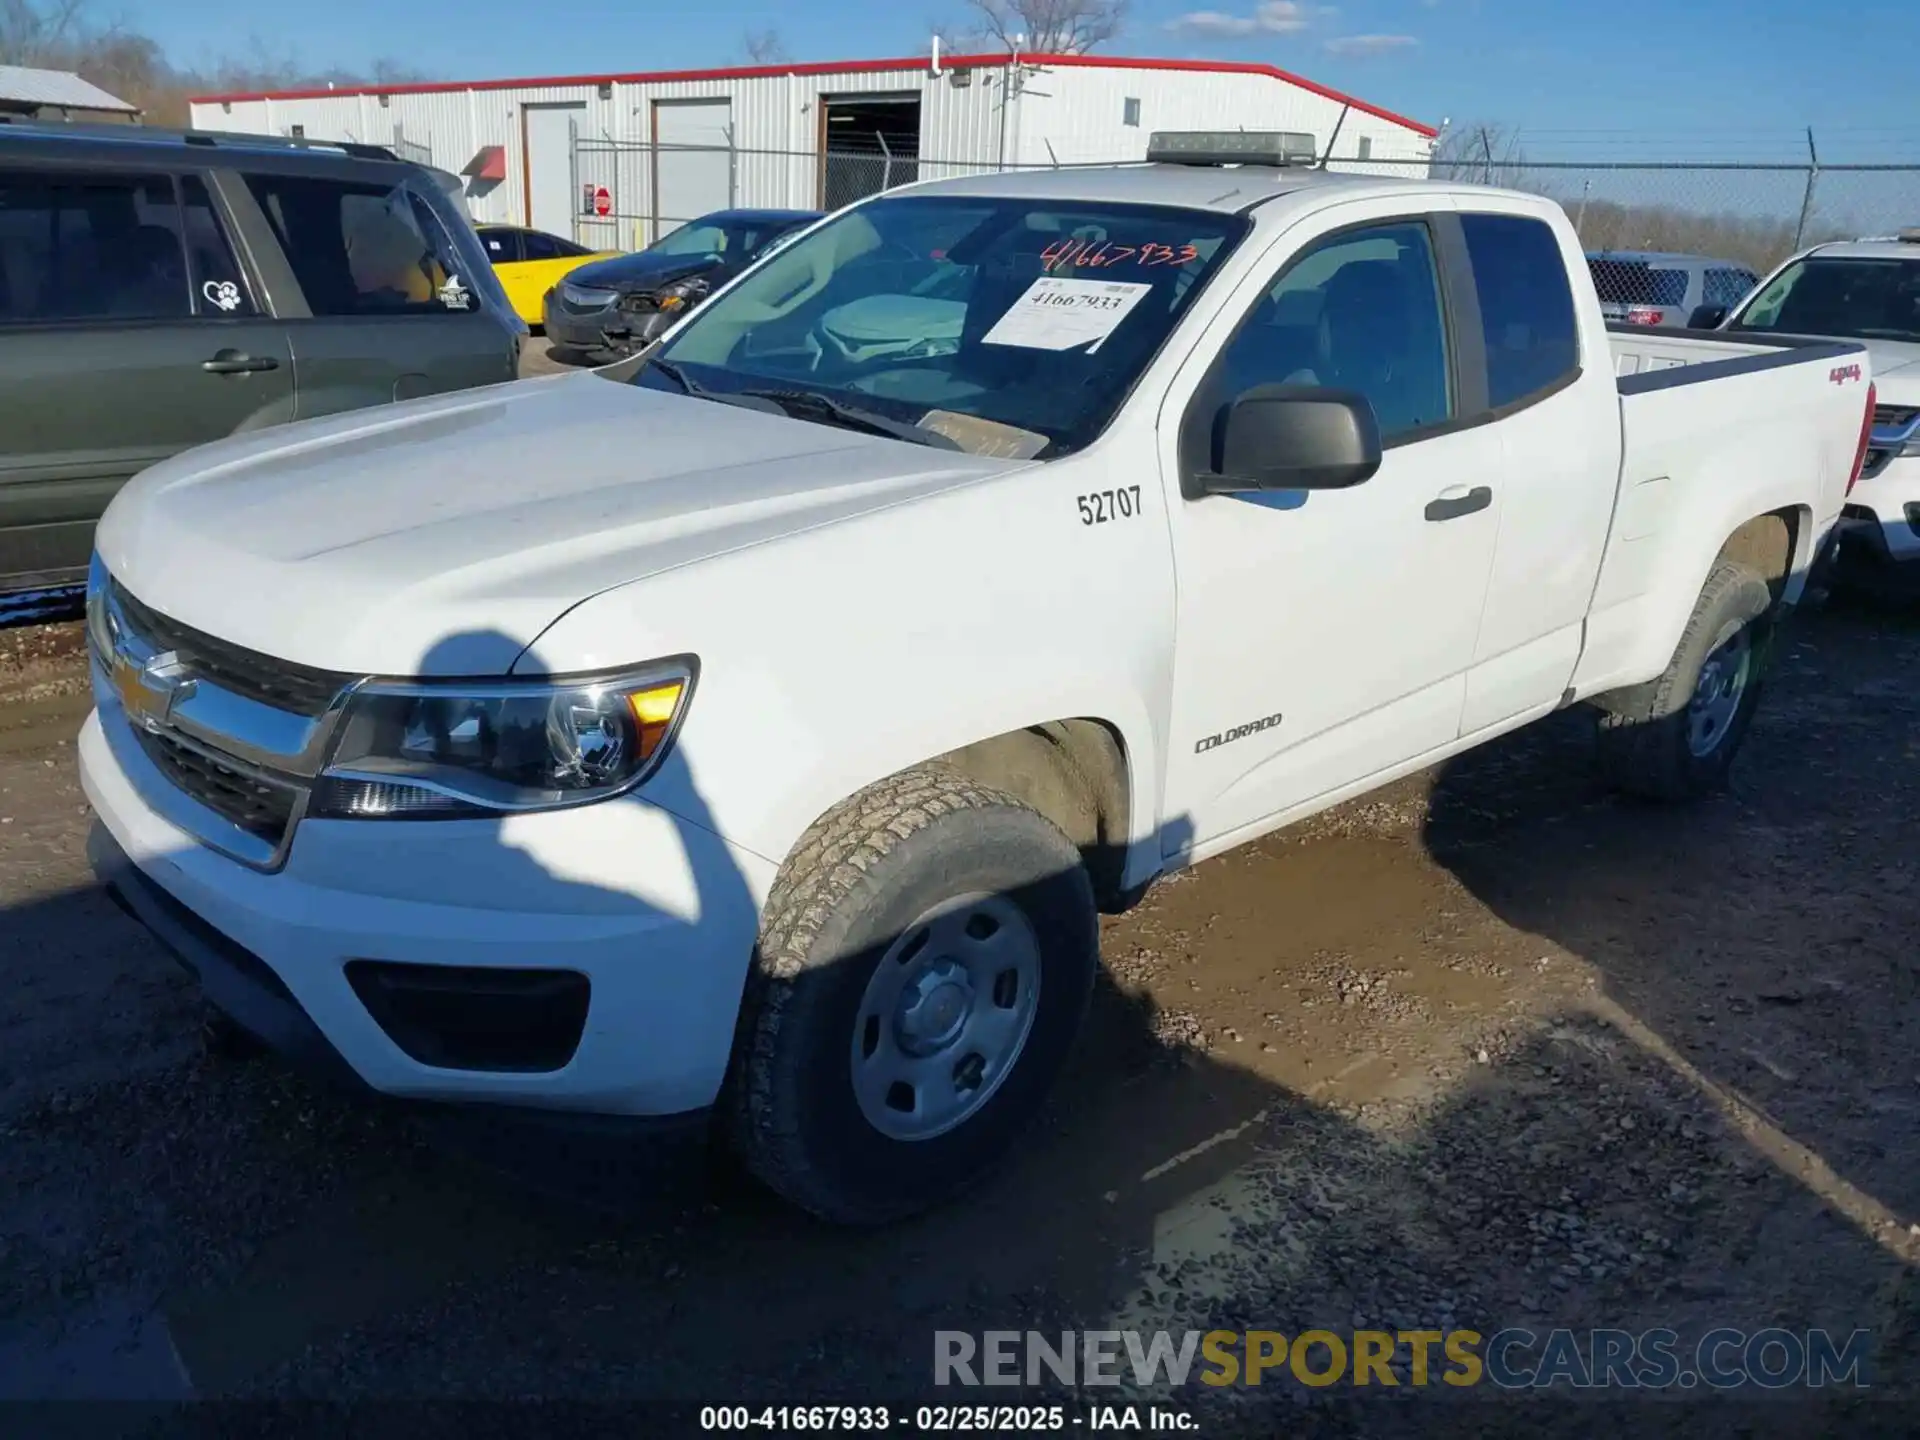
[187, 51, 1436, 139]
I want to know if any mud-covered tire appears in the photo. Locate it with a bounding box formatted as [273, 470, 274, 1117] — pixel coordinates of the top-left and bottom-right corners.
[726, 767, 1098, 1226]
[1595, 559, 1775, 802]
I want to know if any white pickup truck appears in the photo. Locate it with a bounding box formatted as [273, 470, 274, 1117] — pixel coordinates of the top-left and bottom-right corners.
[80, 133, 1877, 1225]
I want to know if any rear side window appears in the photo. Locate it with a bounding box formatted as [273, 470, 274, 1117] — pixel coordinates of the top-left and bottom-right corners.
[178, 175, 258, 317]
[478, 227, 521, 262]
[520, 230, 586, 261]
[1588, 259, 1688, 308]
[1704, 267, 1756, 308]
[245, 173, 484, 318]
[1461, 214, 1581, 409]
[0, 170, 197, 323]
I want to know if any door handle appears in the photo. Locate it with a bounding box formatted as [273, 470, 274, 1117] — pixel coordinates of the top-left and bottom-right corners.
[202, 351, 279, 375]
[1425, 485, 1493, 522]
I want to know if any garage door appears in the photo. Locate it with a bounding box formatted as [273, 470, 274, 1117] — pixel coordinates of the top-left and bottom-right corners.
[653, 99, 733, 244]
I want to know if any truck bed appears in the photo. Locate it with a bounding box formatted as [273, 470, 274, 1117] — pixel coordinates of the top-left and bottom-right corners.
[1571, 324, 1874, 702]
[1607, 323, 1858, 386]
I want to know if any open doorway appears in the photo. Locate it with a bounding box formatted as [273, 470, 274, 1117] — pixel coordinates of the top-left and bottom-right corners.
[817, 93, 922, 211]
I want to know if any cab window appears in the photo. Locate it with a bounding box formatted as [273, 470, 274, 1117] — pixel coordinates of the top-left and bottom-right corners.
[1458, 212, 1580, 409]
[1213, 221, 1453, 442]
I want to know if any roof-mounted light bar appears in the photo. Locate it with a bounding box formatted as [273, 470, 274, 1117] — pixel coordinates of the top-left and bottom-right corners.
[1145, 130, 1318, 169]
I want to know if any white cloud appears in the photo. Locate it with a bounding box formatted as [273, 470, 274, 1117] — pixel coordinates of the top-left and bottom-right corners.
[1323, 32, 1419, 54]
[1166, 1, 1316, 36]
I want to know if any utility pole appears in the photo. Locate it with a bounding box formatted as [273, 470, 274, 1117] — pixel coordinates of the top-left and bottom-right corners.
[1792, 127, 1820, 250]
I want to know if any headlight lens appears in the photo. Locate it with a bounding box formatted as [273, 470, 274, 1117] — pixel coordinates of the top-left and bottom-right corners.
[654, 276, 710, 313]
[311, 660, 694, 820]
[84, 552, 114, 663]
[561, 282, 618, 307]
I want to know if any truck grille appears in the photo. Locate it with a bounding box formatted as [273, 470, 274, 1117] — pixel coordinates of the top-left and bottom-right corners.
[112, 582, 348, 718]
[1874, 405, 1918, 429]
[130, 726, 300, 846]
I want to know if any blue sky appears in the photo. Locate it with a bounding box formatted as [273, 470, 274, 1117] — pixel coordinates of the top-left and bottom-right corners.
[132, 0, 1920, 162]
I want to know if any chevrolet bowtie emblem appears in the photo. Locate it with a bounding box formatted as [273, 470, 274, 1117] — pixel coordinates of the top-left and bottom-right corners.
[113, 645, 197, 731]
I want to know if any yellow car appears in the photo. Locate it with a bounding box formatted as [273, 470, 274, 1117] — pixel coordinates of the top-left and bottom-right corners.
[476, 224, 625, 328]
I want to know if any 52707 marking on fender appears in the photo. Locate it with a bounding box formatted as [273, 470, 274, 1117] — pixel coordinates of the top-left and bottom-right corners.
[1195, 711, 1285, 753]
[1077, 487, 1142, 525]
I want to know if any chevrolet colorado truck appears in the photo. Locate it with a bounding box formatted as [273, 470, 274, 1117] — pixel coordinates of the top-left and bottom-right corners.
[79, 132, 1879, 1226]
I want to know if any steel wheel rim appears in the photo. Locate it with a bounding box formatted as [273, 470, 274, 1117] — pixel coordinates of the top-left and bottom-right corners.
[850, 891, 1043, 1143]
[1687, 623, 1753, 758]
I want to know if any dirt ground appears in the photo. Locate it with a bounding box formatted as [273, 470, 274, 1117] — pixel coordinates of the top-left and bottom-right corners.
[2, 354, 1916, 1430]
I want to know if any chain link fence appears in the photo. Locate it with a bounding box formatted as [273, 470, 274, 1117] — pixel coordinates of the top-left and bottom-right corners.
[565, 137, 1919, 282]
[1388, 156, 1920, 272]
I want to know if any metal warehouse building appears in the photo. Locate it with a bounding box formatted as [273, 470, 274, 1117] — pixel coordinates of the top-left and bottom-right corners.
[188, 52, 1436, 250]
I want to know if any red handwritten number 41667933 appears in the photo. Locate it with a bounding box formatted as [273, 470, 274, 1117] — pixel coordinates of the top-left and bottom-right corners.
[1041, 238, 1200, 272]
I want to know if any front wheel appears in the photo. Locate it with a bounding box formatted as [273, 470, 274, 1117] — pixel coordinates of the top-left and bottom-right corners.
[726, 767, 1098, 1226]
[1595, 558, 1774, 801]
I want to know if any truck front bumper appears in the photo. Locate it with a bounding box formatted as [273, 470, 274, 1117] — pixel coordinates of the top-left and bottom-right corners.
[79, 709, 775, 1121]
[1840, 454, 1920, 567]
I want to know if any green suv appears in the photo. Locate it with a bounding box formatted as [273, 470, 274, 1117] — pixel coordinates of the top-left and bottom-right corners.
[0, 122, 526, 596]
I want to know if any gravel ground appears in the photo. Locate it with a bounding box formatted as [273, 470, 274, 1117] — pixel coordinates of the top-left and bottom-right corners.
[2, 377, 1916, 1429]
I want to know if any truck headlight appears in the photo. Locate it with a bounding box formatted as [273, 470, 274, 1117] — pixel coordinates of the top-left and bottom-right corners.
[311, 658, 695, 819]
[85, 553, 114, 664]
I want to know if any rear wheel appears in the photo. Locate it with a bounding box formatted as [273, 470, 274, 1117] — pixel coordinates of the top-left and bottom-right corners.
[726, 767, 1098, 1226]
[1595, 559, 1774, 801]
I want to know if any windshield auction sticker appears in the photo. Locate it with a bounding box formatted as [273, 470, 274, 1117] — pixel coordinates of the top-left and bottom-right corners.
[981, 277, 1153, 354]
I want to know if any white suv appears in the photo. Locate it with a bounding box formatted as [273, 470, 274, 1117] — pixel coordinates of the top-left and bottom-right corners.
[1720, 230, 1920, 587]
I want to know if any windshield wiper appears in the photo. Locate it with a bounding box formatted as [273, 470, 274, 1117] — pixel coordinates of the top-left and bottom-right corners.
[737, 388, 960, 450]
[647, 357, 708, 397]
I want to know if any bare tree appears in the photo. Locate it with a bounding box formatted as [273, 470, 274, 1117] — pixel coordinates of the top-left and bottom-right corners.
[1429, 121, 1529, 185]
[959, 0, 1126, 53]
[741, 28, 789, 64]
[926, 20, 969, 53]
[0, 0, 90, 65]
[1, 0, 429, 124]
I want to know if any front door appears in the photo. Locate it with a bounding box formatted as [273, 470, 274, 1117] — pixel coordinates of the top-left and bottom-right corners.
[0, 167, 294, 588]
[1160, 206, 1503, 853]
[234, 170, 515, 417]
[523, 104, 585, 239]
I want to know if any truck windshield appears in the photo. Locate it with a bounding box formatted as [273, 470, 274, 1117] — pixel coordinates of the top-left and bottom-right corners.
[1729, 256, 1920, 343]
[634, 194, 1249, 458]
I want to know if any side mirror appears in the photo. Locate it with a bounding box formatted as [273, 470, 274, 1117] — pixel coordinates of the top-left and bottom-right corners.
[1201, 385, 1383, 495]
[1687, 303, 1730, 330]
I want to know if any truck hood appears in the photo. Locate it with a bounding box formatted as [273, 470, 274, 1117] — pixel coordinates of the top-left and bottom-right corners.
[1863, 340, 1920, 400]
[96, 372, 1025, 675]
